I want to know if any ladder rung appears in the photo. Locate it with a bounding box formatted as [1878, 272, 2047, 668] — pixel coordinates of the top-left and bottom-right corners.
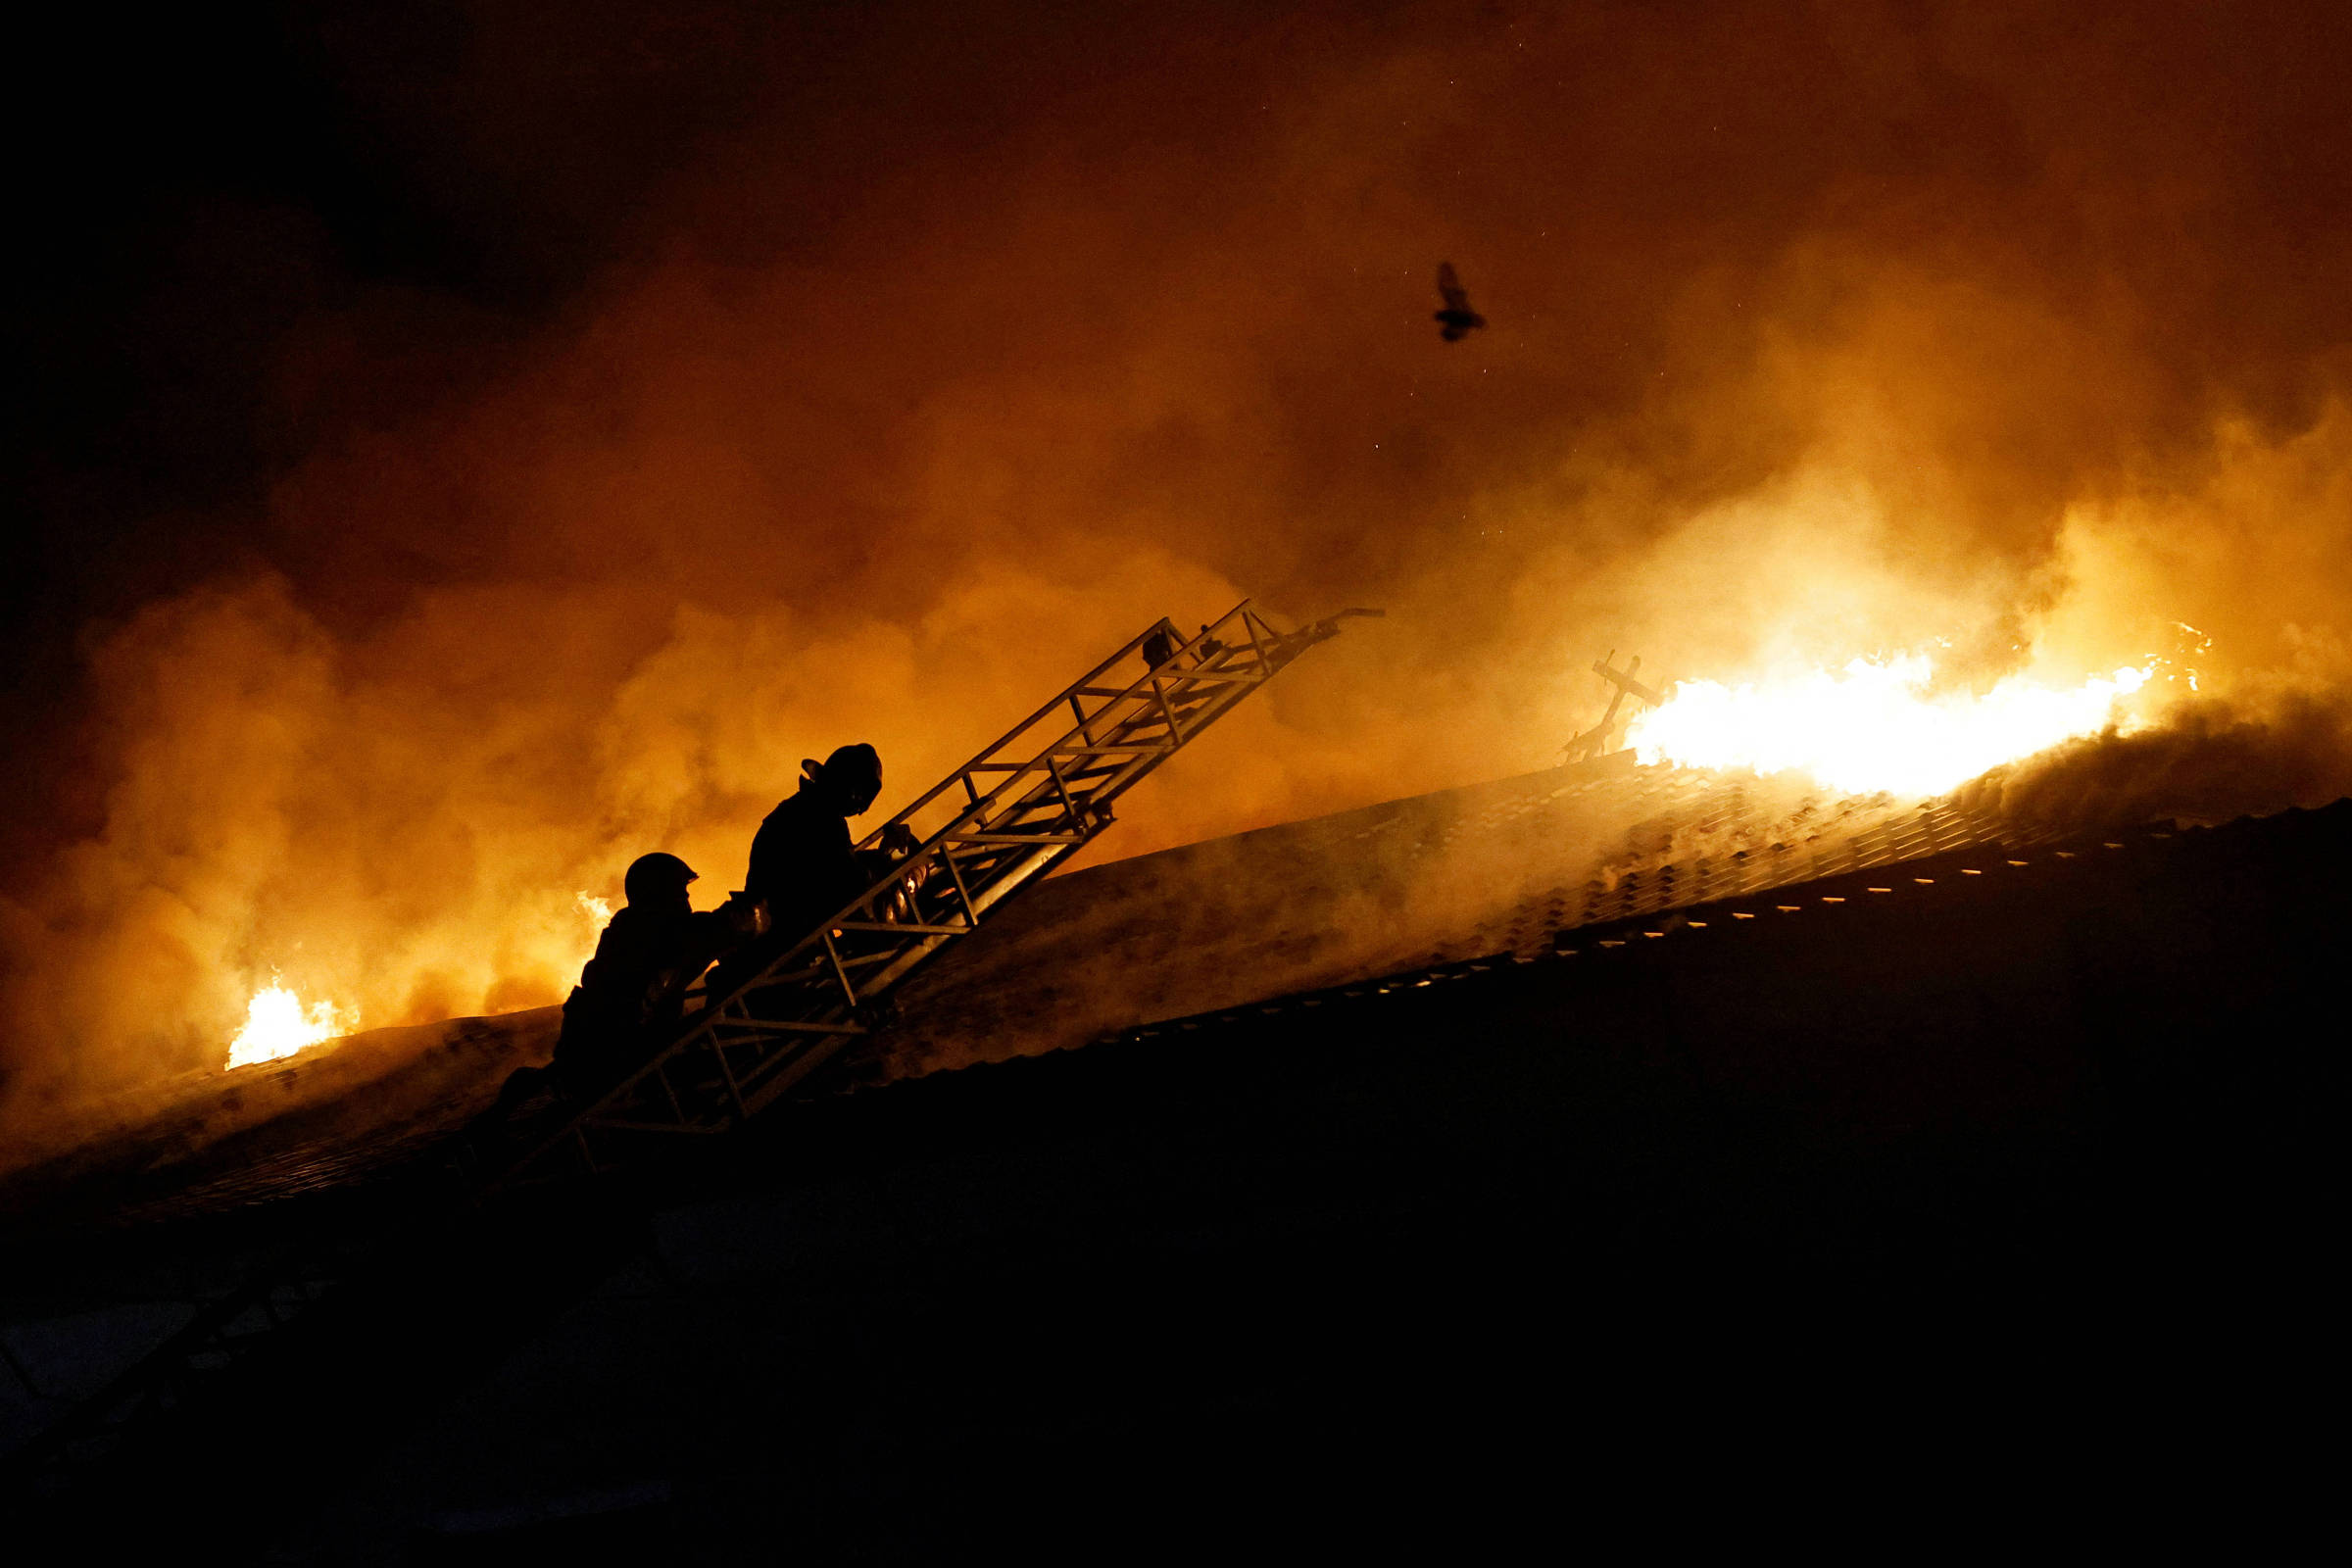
[447, 599, 1348, 1211]
[1069, 672, 1247, 698]
[944, 832, 1086, 846]
[732, 946, 893, 990]
[710, 1016, 866, 1036]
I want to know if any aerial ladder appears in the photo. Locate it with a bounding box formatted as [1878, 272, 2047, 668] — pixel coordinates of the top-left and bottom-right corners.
[5, 600, 1377, 1531]
[497, 601, 1376, 1184]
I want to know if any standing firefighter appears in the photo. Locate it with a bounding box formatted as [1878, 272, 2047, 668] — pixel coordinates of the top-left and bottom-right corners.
[745, 744, 917, 939]
[709, 744, 919, 1004]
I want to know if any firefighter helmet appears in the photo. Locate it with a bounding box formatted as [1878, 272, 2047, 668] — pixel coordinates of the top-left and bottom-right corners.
[623, 852, 698, 906]
[803, 743, 883, 812]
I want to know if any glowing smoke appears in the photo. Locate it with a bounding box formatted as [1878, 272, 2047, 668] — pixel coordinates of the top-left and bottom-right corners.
[10, 3, 2352, 1113]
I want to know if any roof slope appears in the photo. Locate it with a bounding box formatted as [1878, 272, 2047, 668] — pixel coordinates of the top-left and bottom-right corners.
[18, 801, 2339, 1556]
[2, 756, 2061, 1230]
[871, 751, 2025, 1078]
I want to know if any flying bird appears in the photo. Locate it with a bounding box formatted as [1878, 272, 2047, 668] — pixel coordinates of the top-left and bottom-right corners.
[1434, 262, 1486, 342]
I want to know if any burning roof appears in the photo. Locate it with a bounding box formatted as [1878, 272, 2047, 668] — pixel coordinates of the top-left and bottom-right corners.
[0, 750, 2154, 1235]
[8, 785, 2340, 1555]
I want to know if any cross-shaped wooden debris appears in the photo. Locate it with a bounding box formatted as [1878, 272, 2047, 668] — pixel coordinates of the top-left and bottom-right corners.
[1565, 652, 1667, 762]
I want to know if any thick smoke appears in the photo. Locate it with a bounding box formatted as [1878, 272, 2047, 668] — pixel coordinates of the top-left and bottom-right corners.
[10, 0, 2352, 1109]
[1965, 693, 2352, 834]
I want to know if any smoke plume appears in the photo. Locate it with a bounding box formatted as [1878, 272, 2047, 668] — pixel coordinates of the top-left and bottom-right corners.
[10, 1, 2352, 1109]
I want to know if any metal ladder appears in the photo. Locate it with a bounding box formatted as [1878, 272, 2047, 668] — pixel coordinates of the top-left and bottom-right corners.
[499, 599, 1376, 1184]
[4, 598, 1373, 1505]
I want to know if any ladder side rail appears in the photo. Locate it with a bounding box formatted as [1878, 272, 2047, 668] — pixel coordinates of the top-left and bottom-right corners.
[810, 633, 1275, 967]
[848, 697, 1177, 866]
[503, 598, 1317, 1184]
[504, 744, 1138, 1176]
[922, 685, 1257, 883]
[857, 615, 1183, 851]
[13, 600, 1363, 1498]
[733, 844, 1098, 1117]
[949, 614, 1267, 795]
[869, 676, 1184, 845]
[826, 657, 1274, 1012]
[509, 705, 1160, 1178]
[441, 649, 1267, 1290]
[854, 601, 1262, 855]
[517, 642, 1260, 1175]
[856, 656, 1273, 983]
[934, 652, 1268, 833]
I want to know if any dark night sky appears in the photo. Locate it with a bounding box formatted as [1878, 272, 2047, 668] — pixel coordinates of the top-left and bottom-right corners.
[9, 3, 760, 723]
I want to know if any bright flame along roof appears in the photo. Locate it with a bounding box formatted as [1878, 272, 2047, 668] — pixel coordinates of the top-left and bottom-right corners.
[1625, 654, 2151, 798]
[226, 982, 357, 1070]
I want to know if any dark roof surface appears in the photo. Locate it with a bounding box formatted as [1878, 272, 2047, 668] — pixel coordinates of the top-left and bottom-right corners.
[871, 750, 2031, 1078]
[15, 795, 2339, 1557]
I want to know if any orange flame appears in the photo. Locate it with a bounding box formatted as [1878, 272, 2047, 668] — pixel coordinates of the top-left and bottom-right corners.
[225, 981, 358, 1070]
[1627, 654, 2154, 797]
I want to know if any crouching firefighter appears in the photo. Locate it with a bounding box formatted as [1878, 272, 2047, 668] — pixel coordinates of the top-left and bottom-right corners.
[551, 852, 762, 1097]
[472, 853, 760, 1149]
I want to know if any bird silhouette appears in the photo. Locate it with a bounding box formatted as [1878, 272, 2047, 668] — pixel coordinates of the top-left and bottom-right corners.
[1434, 262, 1487, 342]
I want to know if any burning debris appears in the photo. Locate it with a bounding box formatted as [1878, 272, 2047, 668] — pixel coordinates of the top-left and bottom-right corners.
[1565, 654, 1665, 763]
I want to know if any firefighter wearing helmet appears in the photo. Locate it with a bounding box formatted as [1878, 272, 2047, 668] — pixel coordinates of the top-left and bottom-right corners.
[549, 851, 756, 1098]
[743, 744, 916, 938]
[703, 743, 919, 1005]
[471, 850, 758, 1145]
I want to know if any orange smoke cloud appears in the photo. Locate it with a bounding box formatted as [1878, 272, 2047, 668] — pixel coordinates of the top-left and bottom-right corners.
[10, 1, 2352, 1109]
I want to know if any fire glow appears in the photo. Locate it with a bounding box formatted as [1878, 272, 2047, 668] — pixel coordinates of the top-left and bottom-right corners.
[225, 982, 358, 1070]
[1627, 654, 2153, 798]
[218, 892, 607, 1073]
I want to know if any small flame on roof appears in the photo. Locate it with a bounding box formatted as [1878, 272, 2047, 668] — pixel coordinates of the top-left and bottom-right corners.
[226, 981, 357, 1070]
